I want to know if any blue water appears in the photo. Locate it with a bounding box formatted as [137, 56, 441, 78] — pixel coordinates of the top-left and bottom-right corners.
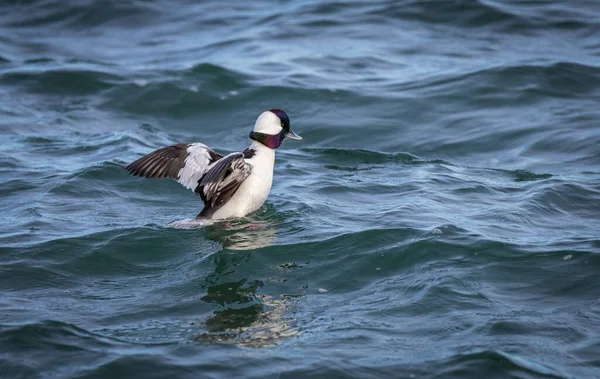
[1, 1, 600, 378]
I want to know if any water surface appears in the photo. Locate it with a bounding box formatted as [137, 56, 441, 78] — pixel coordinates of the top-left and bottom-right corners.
[1, 1, 600, 378]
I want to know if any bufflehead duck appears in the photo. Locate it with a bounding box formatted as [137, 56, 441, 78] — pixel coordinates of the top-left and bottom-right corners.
[125, 109, 302, 219]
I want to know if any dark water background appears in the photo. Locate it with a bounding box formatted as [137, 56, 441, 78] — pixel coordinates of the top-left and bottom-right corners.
[1, 1, 600, 378]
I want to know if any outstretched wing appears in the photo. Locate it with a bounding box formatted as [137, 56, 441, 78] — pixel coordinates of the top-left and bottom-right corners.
[196, 152, 252, 217]
[125, 143, 223, 191]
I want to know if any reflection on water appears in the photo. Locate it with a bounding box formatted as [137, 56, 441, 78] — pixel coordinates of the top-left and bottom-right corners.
[189, 218, 300, 347]
[193, 291, 301, 347]
[205, 218, 279, 251]
[168, 216, 278, 251]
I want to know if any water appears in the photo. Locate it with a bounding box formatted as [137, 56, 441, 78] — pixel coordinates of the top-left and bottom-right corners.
[1, 1, 600, 378]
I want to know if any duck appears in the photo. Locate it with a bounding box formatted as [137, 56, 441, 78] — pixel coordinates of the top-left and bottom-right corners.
[125, 109, 302, 220]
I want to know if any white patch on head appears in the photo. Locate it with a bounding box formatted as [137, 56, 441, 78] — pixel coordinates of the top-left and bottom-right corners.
[253, 111, 283, 135]
[177, 143, 213, 191]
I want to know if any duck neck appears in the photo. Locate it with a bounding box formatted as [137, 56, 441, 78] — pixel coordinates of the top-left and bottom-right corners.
[250, 140, 275, 164]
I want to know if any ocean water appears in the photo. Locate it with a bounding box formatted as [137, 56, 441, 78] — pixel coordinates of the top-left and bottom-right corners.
[1, 0, 600, 378]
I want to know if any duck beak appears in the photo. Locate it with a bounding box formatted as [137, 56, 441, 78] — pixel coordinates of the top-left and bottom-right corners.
[286, 129, 303, 140]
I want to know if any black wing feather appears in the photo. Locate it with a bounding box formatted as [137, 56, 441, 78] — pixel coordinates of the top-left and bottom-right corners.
[195, 152, 251, 218]
[125, 144, 189, 179]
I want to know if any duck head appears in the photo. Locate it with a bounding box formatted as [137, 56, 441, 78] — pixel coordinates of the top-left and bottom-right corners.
[249, 109, 302, 149]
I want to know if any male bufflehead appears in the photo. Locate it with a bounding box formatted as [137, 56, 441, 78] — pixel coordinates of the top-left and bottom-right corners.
[125, 109, 302, 219]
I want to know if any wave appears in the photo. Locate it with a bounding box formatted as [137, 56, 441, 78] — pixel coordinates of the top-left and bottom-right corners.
[365, 0, 597, 34]
[508, 169, 553, 182]
[525, 181, 600, 218]
[395, 61, 600, 101]
[0, 320, 185, 378]
[4, 0, 598, 36]
[0, 318, 581, 378]
[1, 0, 160, 30]
[101, 78, 363, 121]
[0, 320, 126, 350]
[97, 63, 254, 119]
[299, 147, 440, 165]
[432, 349, 567, 378]
[0, 68, 123, 95]
[5, 50, 597, 120]
[368, 0, 529, 30]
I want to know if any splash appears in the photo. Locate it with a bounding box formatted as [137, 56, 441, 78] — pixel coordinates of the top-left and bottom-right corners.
[167, 218, 215, 229]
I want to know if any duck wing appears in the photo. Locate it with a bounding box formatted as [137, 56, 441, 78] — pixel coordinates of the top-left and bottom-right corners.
[125, 143, 223, 191]
[195, 151, 252, 217]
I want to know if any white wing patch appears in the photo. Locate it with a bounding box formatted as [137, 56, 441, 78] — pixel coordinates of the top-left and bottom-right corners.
[177, 143, 214, 191]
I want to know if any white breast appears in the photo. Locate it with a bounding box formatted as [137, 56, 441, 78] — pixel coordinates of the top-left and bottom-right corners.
[210, 142, 275, 219]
